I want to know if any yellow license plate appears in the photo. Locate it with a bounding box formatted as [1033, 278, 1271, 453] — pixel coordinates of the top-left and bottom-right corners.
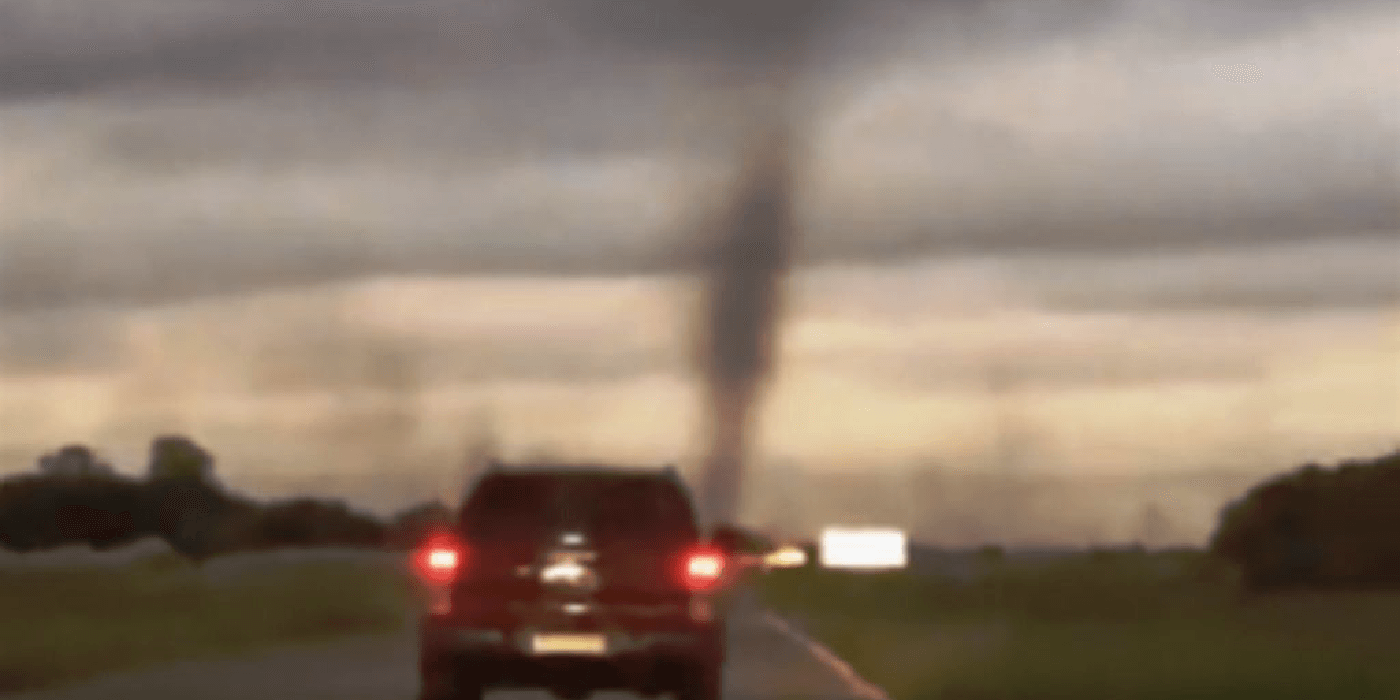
[530, 633, 608, 655]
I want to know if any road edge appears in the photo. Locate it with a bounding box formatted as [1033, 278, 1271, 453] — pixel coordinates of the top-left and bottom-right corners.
[759, 610, 893, 700]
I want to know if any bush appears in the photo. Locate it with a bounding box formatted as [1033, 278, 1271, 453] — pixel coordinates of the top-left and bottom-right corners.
[1210, 450, 1400, 592]
[0, 473, 151, 552]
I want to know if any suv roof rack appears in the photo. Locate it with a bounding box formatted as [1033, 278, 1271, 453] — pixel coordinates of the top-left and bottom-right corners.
[477, 459, 683, 475]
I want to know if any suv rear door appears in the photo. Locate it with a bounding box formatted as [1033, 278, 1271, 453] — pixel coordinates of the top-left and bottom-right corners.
[453, 471, 704, 606]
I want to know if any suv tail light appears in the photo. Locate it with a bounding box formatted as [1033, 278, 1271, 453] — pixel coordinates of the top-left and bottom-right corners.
[413, 531, 465, 585]
[681, 546, 726, 592]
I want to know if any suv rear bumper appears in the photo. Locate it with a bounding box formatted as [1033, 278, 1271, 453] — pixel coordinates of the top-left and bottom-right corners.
[420, 617, 723, 690]
[421, 613, 723, 657]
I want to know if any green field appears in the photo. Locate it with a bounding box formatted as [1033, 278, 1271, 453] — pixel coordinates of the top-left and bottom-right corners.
[0, 553, 413, 693]
[8, 547, 1398, 698]
[753, 551, 1400, 700]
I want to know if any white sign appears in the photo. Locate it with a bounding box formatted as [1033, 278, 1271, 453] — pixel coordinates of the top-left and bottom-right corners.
[818, 526, 908, 570]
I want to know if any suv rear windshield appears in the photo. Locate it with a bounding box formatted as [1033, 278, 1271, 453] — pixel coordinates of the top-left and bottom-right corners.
[459, 471, 699, 543]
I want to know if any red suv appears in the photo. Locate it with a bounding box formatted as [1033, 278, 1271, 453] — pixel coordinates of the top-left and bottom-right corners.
[413, 462, 733, 700]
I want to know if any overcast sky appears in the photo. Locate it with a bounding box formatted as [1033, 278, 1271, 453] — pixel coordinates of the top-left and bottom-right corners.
[0, 0, 1396, 543]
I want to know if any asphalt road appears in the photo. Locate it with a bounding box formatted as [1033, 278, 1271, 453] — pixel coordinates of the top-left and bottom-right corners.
[11, 597, 883, 700]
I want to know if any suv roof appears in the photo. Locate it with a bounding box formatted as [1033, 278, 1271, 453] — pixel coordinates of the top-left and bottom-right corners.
[478, 460, 682, 476]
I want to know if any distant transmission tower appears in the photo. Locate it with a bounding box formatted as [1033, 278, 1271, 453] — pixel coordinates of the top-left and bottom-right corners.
[986, 354, 1031, 546]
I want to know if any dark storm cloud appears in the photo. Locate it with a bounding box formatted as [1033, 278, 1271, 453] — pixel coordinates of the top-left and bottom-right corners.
[4, 0, 1387, 98]
[0, 310, 128, 374]
[0, 0, 1394, 313]
[90, 89, 699, 169]
[1018, 236, 1400, 312]
[0, 215, 692, 313]
[0, 1, 566, 98]
[3, 114, 1391, 313]
[1127, 0, 1399, 46]
[800, 108, 1399, 261]
[0, 0, 839, 99]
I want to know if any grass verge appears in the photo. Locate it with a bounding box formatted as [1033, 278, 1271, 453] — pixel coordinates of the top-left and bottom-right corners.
[753, 551, 1400, 700]
[0, 552, 413, 693]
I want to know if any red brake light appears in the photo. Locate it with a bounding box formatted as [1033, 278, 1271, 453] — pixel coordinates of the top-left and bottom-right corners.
[681, 546, 726, 592]
[413, 532, 464, 585]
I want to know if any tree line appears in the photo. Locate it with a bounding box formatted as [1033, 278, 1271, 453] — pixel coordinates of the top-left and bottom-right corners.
[0, 435, 453, 561]
[2, 435, 1397, 591]
[1209, 447, 1400, 592]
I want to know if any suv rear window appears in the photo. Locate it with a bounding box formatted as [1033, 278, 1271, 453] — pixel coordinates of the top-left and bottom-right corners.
[459, 471, 699, 543]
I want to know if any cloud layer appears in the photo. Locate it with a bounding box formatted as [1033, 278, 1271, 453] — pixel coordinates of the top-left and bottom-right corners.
[1, 0, 1395, 310]
[1, 0, 1396, 544]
